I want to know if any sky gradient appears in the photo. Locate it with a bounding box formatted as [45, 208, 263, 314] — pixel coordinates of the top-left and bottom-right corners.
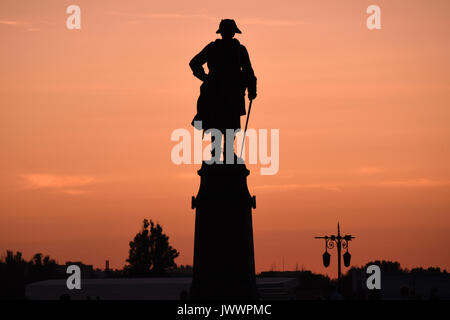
[1, 0, 449, 276]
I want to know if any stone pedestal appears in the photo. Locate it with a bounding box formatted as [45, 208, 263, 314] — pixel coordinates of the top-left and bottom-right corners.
[190, 162, 257, 299]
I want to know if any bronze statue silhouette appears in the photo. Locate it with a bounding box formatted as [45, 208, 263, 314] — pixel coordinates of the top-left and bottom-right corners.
[189, 19, 258, 300]
[190, 19, 257, 160]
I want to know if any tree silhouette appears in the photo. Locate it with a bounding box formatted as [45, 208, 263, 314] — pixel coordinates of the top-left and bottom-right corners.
[29, 253, 58, 281]
[0, 251, 26, 299]
[364, 260, 402, 273]
[126, 219, 179, 276]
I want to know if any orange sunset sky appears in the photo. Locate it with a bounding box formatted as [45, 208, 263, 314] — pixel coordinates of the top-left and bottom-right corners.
[1, 0, 449, 276]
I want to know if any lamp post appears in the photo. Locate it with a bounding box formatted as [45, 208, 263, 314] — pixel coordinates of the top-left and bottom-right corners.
[315, 223, 355, 291]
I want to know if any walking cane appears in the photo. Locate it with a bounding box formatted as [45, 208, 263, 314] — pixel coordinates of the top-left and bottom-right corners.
[239, 99, 253, 159]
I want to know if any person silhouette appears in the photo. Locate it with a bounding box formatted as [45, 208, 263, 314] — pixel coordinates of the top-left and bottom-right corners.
[190, 19, 257, 162]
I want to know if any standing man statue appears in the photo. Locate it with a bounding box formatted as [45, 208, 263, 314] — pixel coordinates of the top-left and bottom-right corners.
[189, 20, 259, 299]
[190, 19, 257, 162]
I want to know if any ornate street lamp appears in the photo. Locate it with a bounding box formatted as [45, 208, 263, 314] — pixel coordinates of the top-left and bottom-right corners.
[315, 223, 355, 291]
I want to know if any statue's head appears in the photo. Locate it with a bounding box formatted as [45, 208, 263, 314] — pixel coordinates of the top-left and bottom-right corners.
[216, 19, 241, 40]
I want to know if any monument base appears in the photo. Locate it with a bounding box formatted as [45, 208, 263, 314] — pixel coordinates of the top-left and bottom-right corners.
[190, 162, 257, 300]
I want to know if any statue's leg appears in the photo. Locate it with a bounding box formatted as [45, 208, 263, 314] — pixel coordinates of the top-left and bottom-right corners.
[211, 134, 223, 159]
[223, 133, 236, 164]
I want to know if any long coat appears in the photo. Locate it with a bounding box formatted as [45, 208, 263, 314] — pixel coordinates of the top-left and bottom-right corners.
[190, 38, 256, 132]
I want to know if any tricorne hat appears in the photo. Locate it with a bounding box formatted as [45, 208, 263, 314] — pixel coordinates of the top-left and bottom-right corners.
[216, 19, 242, 34]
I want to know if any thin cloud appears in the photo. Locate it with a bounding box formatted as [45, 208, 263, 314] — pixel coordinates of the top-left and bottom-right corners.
[0, 19, 43, 31]
[254, 183, 342, 192]
[39, 20, 55, 26]
[60, 189, 91, 195]
[106, 11, 209, 20]
[19, 174, 100, 195]
[239, 17, 302, 27]
[380, 178, 450, 188]
[142, 13, 190, 19]
[0, 20, 23, 26]
[106, 11, 302, 27]
[358, 167, 385, 175]
[253, 178, 450, 193]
